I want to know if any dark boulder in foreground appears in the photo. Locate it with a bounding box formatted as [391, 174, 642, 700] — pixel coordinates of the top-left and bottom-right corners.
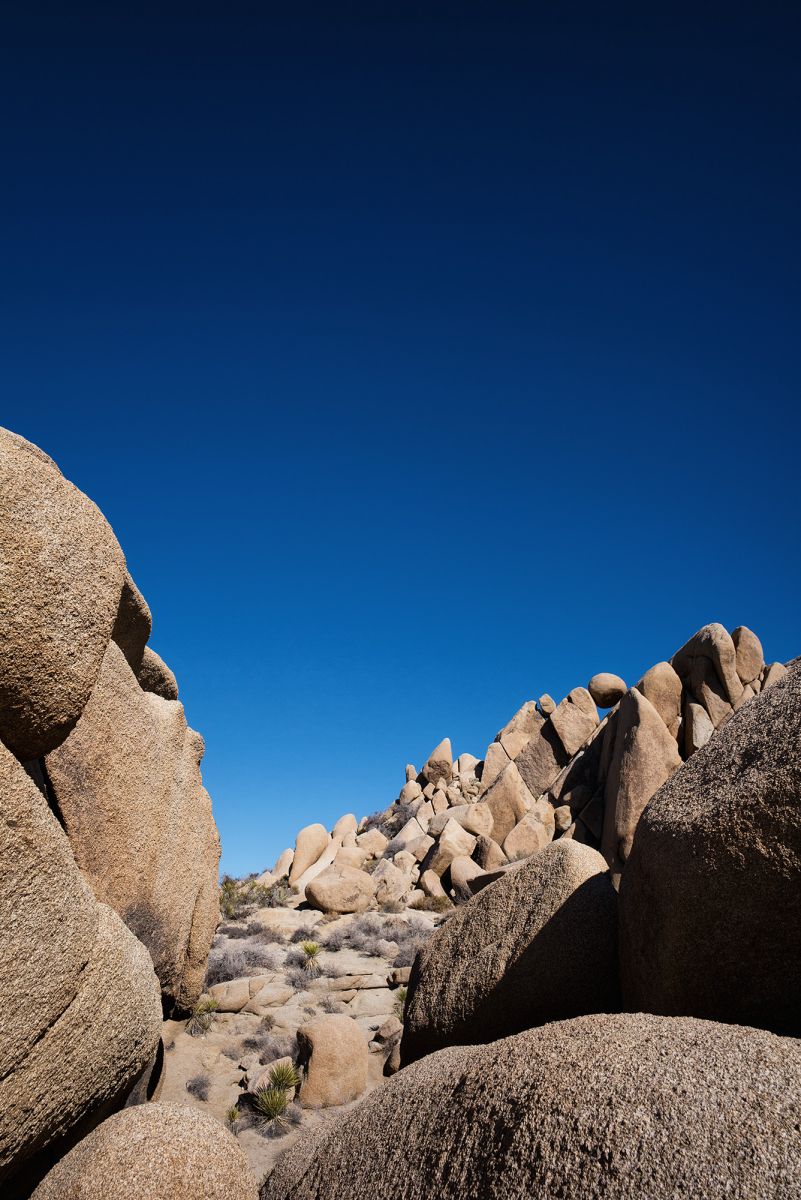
[620, 661, 801, 1035]
[262, 1012, 801, 1200]
[400, 840, 618, 1064]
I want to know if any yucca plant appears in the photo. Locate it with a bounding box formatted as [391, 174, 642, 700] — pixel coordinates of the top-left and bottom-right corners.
[186, 996, 218, 1037]
[268, 1061, 301, 1091]
[253, 1085, 289, 1128]
[226, 1105, 240, 1128]
[301, 941, 322, 974]
[393, 985, 408, 1022]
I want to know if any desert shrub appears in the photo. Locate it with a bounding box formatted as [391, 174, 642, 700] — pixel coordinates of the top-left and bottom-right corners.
[409, 894, 452, 913]
[381, 900, 406, 914]
[284, 946, 306, 969]
[185, 1072, 211, 1101]
[268, 1061, 300, 1090]
[204, 943, 280, 987]
[219, 874, 290, 920]
[285, 967, 309, 991]
[242, 1030, 298, 1065]
[217, 921, 249, 939]
[289, 925, 317, 944]
[301, 942, 321, 973]
[226, 1105, 240, 1129]
[260, 1012, 276, 1031]
[322, 925, 346, 951]
[220, 1041, 242, 1062]
[246, 921, 287, 944]
[319, 993, 342, 1013]
[393, 986, 408, 1021]
[186, 996, 218, 1037]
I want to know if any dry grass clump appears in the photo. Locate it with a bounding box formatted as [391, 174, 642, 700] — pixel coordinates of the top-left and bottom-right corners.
[186, 996, 218, 1037]
[185, 1071, 211, 1101]
[205, 943, 280, 988]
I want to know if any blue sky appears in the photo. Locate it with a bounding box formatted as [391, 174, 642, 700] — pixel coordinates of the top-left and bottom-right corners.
[2, 3, 799, 874]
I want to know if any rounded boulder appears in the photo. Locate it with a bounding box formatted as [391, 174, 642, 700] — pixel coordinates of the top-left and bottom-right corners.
[587, 672, 627, 708]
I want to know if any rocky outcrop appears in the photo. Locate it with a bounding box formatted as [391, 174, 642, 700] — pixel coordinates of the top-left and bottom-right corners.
[619, 663, 801, 1035]
[31, 1104, 258, 1199]
[46, 641, 221, 1013]
[401, 842, 618, 1063]
[0, 741, 162, 1194]
[0, 426, 126, 760]
[262, 1013, 801, 1200]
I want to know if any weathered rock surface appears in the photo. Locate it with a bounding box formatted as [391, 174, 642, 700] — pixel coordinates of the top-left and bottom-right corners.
[502, 811, 552, 861]
[297, 1016, 368, 1108]
[0, 427, 127, 760]
[31, 1103, 258, 1200]
[0, 741, 162, 1192]
[111, 571, 152, 672]
[620, 663, 801, 1035]
[550, 687, 599, 756]
[420, 818, 475, 876]
[480, 761, 533, 845]
[46, 641, 221, 1012]
[635, 660, 682, 738]
[401, 841, 619, 1063]
[671, 622, 742, 709]
[136, 645, 179, 700]
[587, 672, 627, 707]
[305, 866, 377, 914]
[264, 1014, 801, 1200]
[600, 689, 681, 881]
[420, 738, 453, 785]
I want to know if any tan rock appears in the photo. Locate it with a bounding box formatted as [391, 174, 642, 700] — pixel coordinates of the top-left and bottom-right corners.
[478, 740, 510, 792]
[405, 833, 435, 862]
[472, 835, 508, 871]
[385, 816, 425, 855]
[421, 818, 477, 876]
[355, 827, 389, 856]
[553, 804, 572, 831]
[0, 742, 162, 1192]
[135, 645, 178, 701]
[763, 661, 788, 690]
[405, 763, 417, 782]
[335, 845, 369, 870]
[297, 1015, 368, 1108]
[289, 823, 331, 884]
[690, 654, 733, 727]
[399, 780, 422, 805]
[393, 849, 416, 874]
[481, 761, 534, 845]
[684, 699, 714, 756]
[265, 1015, 801, 1200]
[428, 801, 493, 839]
[332, 813, 358, 840]
[734, 683, 756, 710]
[449, 855, 484, 902]
[550, 687, 599, 756]
[421, 737, 453, 785]
[409, 798, 434, 828]
[601, 689, 682, 881]
[272, 847, 294, 877]
[538, 693, 556, 715]
[495, 700, 543, 759]
[672, 622, 742, 708]
[503, 812, 552, 861]
[347, 988, 395, 1017]
[0, 428, 128, 760]
[636, 661, 683, 739]
[515, 722, 569, 798]
[430, 788, 449, 814]
[46, 641, 220, 1011]
[732, 625, 764, 684]
[401, 841, 619, 1061]
[587, 673, 627, 708]
[372, 859, 410, 906]
[455, 752, 480, 774]
[31, 1103, 258, 1200]
[111, 571, 152, 672]
[305, 866, 377, 914]
[419, 869, 447, 899]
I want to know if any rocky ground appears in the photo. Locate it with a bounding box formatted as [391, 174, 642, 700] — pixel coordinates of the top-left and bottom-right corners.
[161, 894, 446, 1184]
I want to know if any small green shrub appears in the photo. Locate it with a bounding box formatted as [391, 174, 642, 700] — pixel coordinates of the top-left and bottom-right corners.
[253, 1086, 289, 1128]
[226, 1105, 240, 1128]
[393, 986, 408, 1022]
[268, 1062, 300, 1090]
[301, 941, 321, 973]
[186, 996, 218, 1037]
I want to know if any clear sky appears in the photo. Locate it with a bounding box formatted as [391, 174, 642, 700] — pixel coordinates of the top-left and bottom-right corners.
[2, 3, 799, 875]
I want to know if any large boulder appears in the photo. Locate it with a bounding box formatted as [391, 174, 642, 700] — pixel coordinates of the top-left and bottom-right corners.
[619, 663, 801, 1035]
[480, 761, 533, 845]
[31, 1103, 258, 1199]
[587, 672, 627, 708]
[305, 866, 377, 914]
[45, 641, 221, 1012]
[289, 824, 331, 884]
[0, 741, 162, 1194]
[263, 1014, 801, 1200]
[635, 660, 682, 739]
[0, 427, 127, 760]
[731, 625, 763, 684]
[297, 1016, 368, 1108]
[401, 841, 619, 1063]
[549, 687, 599, 756]
[600, 689, 682, 882]
[420, 738, 453, 786]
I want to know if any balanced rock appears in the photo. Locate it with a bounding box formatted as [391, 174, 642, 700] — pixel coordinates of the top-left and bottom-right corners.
[289, 823, 331, 884]
[0, 427, 127, 760]
[620, 663, 801, 1036]
[306, 866, 377, 914]
[31, 1103, 258, 1200]
[731, 625, 764, 684]
[401, 841, 619, 1063]
[297, 1015, 368, 1108]
[420, 738, 453, 786]
[264, 1013, 801, 1200]
[600, 688, 681, 882]
[587, 672, 627, 708]
[537, 692, 556, 715]
[45, 641, 221, 1011]
[0, 741, 162, 1193]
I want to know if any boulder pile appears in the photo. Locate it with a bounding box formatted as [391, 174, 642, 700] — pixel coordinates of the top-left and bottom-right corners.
[0, 429, 241, 1196]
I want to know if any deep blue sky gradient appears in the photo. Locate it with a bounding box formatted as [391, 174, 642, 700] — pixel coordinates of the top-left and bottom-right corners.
[2, 3, 799, 874]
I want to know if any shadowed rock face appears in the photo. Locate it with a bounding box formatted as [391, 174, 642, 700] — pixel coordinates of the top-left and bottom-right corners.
[0, 426, 126, 760]
[0, 741, 162, 1195]
[46, 641, 221, 1013]
[400, 841, 619, 1063]
[261, 1013, 801, 1200]
[619, 662, 801, 1035]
